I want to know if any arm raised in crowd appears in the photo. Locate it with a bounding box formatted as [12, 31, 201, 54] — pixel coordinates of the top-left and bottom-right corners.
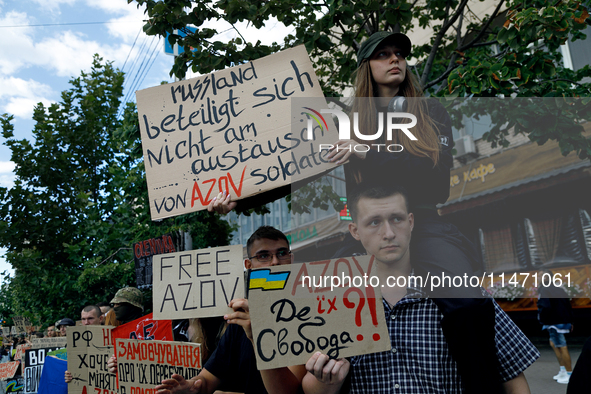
[226, 298, 306, 394]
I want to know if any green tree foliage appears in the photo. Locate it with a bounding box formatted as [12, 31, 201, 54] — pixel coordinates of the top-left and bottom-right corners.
[132, 0, 591, 153]
[129, 0, 591, 213]
[0, 56, 233, 326]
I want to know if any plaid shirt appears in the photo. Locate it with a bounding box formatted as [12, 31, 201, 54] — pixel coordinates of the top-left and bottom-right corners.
[350, 281, 540, 393]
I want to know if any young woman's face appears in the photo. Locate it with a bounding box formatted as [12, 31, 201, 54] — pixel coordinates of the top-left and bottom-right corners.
[369, 43, 407, 97]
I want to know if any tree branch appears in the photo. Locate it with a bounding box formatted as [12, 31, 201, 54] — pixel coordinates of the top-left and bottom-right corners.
[424, 55, 460, 91]
[459, 0, 506, 52]
[420, 0, 470, 86]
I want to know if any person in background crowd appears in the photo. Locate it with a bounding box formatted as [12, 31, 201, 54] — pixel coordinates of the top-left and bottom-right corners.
[65, 305, 107, 383]
[46, 325, 57, 337]
[538, 271, 574, 385]
[156, 225, 306, 394]
[96, 301, 111, 320]
[185, 317, 227, 364]
[56, 318, 76, 337]
[81, 305, 105, 326]
[110, 287, 144, 324]
[104, 308, 121, 327]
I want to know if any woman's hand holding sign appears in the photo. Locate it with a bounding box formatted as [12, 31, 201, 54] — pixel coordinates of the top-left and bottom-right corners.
[207, 191, 237, 214]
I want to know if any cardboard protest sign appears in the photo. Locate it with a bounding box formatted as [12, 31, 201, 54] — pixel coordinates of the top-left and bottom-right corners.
[14, 344, 31, 362]
[115, 339, 201, 393]
[111, 313, 173, 343]
[153, 245, 244, 319]
[136, 45, 337, 220]
[13, 316, 28, 334]
[38, 356, 67, 394]
[2, 376, 24, 393]
[31, 337, 67, 349]
[67, 325, 115, 394]
[3, 327, 10, 336]
[134, 234, 177, 289]
[0, 361, 20, 380]
[248, 255, 391, 369]
[24, 347, 65, 394]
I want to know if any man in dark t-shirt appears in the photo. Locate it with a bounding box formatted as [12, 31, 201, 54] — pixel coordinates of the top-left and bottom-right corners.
[156, 226, 307, 394]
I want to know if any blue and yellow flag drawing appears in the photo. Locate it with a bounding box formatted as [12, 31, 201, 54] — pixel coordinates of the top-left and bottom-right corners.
[249, 269, 290, 291]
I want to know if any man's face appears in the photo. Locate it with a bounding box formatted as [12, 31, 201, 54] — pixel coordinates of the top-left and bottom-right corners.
[245, 238, 293, 269]
[59, 325, 67, 336]
[47, 326, 56, 337]
[99, 305, 110, 315]
[349, 194, 413, 266]
[81, 310, 103, 326]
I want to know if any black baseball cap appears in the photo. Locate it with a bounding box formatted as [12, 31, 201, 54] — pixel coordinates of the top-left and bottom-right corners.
[357, 31, 412, 68]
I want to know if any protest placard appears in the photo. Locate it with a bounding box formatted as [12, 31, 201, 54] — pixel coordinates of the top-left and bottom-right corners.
[2, 327, 9, 336]
[2, 376, 24, 393]
[152, 244, 244, 319]
[37, 356, 67, 394]
[136, 45, 337, 220]
[24, 347, 65, 394]
[248, 255, 391, 370]
[32, 337, 67, 349]
[67, 325, 116, 394]
[14, 344, 31, 362]
[115, 339, 201, 394]
[134, 233, 177, 289]
[0, 361, 20, 380]
[13, 316, 27, 334]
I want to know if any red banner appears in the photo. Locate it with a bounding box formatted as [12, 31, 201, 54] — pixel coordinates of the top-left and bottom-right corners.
[111, 313, 173, 343]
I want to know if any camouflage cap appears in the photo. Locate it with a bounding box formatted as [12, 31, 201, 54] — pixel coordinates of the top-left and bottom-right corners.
[110, 287, 144, 311]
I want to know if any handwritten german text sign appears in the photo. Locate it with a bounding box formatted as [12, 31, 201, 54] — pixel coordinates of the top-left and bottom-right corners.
[136, 45, 336, 220]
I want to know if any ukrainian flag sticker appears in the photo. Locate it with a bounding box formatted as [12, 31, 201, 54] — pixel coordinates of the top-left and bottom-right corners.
[249, 269, 291, 291]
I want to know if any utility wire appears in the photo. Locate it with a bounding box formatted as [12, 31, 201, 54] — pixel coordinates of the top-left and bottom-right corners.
[0, 21, 136, 28]
[121, 27, 142, 72]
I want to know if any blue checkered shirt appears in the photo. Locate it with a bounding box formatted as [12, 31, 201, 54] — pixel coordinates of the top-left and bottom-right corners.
[349, 283, 540, 393]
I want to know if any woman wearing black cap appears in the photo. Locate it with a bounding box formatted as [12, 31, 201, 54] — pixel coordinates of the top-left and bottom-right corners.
[324, 31, 504, 394]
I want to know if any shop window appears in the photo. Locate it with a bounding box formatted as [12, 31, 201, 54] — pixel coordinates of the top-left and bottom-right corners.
[479, 225, 521, 272]
[578, 209, 591, 260]
[525, 212, 586, 265]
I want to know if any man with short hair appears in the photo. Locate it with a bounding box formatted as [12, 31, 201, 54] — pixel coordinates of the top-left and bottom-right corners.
[81, 305, 105, 326]
[304, 184, 540, 394]
[65, 305, 106, 383]
[156, 225, 306, 394]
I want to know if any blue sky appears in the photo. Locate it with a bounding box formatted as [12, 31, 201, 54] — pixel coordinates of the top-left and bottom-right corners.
[0, 0, 292, 280]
